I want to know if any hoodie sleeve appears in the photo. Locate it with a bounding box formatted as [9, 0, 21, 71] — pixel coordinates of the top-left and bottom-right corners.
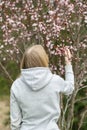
[59, 64, 74, 95]
[10, 87, 22, 130]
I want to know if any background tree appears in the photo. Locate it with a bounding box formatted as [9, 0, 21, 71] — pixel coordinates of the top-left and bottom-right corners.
[0, 0, 87, 130]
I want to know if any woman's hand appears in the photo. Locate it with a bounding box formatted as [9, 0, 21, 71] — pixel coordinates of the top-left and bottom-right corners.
[64, 47, 72, 65]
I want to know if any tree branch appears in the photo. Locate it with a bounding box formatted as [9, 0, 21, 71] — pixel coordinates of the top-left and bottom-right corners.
[75, 96, 87, 103]
[61, 95, 72, 130]
[0, 62, 13, 83]
[78, 108, 87, 130]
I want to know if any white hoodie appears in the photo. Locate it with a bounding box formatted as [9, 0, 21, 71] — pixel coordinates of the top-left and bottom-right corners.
[10, 64, 74, 130]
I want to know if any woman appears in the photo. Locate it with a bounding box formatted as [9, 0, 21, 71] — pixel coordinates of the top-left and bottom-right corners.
[10, 45, 74, 130]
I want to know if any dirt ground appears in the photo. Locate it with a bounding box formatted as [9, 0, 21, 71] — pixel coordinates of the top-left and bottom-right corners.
[0, 100, 10, 130]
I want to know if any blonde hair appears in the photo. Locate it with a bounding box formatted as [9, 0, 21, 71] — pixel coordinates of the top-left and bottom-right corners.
[20, 45, 49, 69]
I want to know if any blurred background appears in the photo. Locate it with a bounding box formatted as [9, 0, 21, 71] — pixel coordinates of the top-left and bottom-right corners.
[0, 0, 87, 130]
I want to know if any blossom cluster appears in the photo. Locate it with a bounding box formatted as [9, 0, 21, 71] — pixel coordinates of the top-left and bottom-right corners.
[0, 0, 87, 74]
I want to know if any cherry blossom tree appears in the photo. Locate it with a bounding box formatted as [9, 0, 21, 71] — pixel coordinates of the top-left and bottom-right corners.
[0, 0, 87, 130]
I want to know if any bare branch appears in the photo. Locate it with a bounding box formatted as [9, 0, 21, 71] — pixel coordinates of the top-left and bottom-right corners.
[0, 62, 13, 83]
[76, 85, 87, 93]
[61, 95, 72, 129]
[78, 109, 87, 130]
[75, 96, 87, 103]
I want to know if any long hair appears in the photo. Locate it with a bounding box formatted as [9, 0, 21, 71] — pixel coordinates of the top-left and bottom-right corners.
[20, 45, 49, 69]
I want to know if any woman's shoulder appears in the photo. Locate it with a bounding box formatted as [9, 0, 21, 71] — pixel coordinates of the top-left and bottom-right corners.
[11, 77, 21, 91]
[52, 74, 63, 81]
[50, 74, 64, 87]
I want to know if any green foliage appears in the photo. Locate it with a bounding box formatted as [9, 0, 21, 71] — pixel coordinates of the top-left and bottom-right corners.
[0, 76, 10, 96]
[81, 117, 87, 130]
[6, 61, 20, 80]
[0, 61, 20, 97]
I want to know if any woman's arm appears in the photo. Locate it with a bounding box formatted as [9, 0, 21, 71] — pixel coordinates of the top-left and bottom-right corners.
[59, 47, 74, 95]
[10, 88, 22, 130]
[64, 64, 74, 95]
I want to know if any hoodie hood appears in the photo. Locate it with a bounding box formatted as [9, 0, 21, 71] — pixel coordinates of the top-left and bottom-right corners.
[21, 67, 53, 91]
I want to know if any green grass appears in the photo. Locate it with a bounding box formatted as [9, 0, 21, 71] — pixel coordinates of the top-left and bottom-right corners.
[0, 76, 10, 100]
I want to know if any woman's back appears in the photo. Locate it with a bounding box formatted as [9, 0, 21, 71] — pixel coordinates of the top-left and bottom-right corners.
[10, 45, 74, 130]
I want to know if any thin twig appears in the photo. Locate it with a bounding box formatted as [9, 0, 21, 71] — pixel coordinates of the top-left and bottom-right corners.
[0, 62, 13, 83]
[78, 109, 87, 130]
[61, 95, 72, 129]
